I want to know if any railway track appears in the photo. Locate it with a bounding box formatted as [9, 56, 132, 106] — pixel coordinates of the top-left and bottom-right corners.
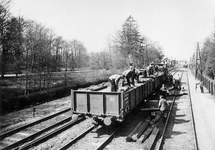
[56, 122, 121, 150]
[186, 70, 199, 150]
[0, 108, 70, 140]
[0, 109, 73, 150]
[16, 116, 85, 150]
[130, 68, 182, 150]
[155, 68, 184, 150]
[0, 85, 107, 150]
[58, 124, 121, 150]
[144, 68, 198, 150]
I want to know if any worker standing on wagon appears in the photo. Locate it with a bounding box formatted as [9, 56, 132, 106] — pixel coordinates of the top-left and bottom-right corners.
[122, 69, 135, 87]
[147, 62, 155, 76]
[131, 68, 141, 83]
[108, 74, 124, 92]
[121, 63, 135, 87]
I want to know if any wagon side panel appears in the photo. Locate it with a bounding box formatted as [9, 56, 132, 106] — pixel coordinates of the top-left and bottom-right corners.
[123, 92, 130, 116]
[130, 89, 136, 109]
[89, 93, 104, 115]
[135, 86, 140, 105]
[74, 92, 88, 113]
[105, 94, 121, 117]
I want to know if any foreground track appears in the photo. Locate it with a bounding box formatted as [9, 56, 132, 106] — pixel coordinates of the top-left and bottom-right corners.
[0, 108, 71, 150]
[59, 125, 121, 150]
[96, 126, 121, 150]
[156, 69, 184, 150]
[17, 116, 85, 150]
[0, 85, 108, 150]
[0, 108, 70, 140]
[2, 116, 85, 150]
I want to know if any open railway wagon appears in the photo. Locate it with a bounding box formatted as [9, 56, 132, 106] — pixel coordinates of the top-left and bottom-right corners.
[71, 72, 166, 126]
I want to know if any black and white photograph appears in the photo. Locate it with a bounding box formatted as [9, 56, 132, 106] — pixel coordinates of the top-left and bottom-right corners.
[1, 0, 215, 149]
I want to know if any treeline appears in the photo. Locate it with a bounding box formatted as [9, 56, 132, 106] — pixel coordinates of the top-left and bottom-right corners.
[201, 35, 215, 79]
[192, 32, 215, 79]
[0, 1, 88, 77]
[0, 1, 164, 90]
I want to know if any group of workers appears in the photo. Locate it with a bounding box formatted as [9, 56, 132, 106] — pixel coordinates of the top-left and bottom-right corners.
[108, 64, 140, 92]
[108, 62, 186, 123]
[158, 73, 188, 123]
[108, 62, 166, 92]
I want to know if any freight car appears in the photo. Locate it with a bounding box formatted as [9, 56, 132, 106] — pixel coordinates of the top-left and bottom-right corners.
[71, 71, 166, 126]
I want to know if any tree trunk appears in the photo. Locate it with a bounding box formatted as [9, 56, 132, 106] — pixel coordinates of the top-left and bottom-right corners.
[1, 47, 6, 78]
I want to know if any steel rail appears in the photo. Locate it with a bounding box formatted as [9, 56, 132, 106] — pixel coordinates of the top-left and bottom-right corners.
[0, 83, 107, 140]
[0, 108, 70, 140]
[16, 117, 85, 150]
[187, 70, 199, 150]
[59, 125, 95, 150]
[96, 126, 121, 150]
[2, 117, 72, 150]
[156, 68, 184, 150]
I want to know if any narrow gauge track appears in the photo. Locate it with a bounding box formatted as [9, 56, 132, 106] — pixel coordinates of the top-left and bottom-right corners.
[155, 68, 184, 150]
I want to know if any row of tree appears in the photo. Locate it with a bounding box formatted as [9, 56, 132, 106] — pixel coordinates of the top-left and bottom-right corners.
[0, 1, 164, 94]
[0, 1, 88, 77]
[191, 31, 215, 79]
[201, 35, 215, 79]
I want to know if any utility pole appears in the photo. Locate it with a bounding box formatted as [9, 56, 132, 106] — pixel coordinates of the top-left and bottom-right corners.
[195, 42, 203, 79]
[214, 20, 215, 42]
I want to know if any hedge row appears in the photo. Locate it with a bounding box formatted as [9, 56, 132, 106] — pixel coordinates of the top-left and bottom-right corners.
[1, 79, 108, 115]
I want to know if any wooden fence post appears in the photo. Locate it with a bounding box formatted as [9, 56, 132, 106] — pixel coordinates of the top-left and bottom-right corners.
[209, 80, 211, 93]
[207, 79, 209, 91]
[204, 77, 206, 87]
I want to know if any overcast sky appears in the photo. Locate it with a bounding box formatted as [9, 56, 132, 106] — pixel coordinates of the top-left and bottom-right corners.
[9, 0, 215, 60]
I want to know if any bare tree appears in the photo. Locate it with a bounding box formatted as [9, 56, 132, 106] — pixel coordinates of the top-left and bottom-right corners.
[0, 0, 11, 78]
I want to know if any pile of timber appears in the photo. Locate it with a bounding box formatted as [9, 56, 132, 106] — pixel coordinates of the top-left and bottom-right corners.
[126, 113, 161, 146]
[142, 127, 160, 150]
[126, 117, 151, 142]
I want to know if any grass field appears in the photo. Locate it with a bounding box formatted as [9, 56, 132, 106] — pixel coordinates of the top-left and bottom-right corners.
[0, 69, 123, 99]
